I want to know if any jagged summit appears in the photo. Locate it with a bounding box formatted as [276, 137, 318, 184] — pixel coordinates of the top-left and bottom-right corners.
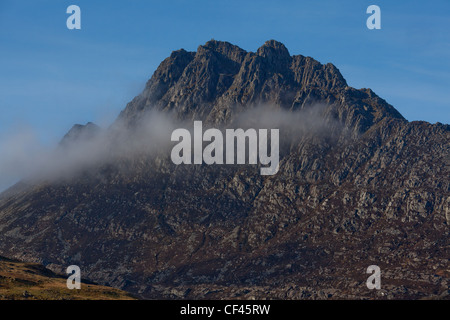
[256, 39, 291, 63]
[198, 39, 247, 63]
[119, 40, 404, 132]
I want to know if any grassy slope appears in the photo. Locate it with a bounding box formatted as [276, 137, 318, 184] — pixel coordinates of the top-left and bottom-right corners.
[0, 256, 136, 300]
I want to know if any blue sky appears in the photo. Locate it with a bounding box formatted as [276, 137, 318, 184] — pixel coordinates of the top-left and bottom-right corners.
[0, 0, 449, 146]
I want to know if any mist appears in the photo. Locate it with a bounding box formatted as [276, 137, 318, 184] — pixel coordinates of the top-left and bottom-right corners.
[0, 110, 181, 192]
[232, 103, 340, 137]
[0, 103, 341, 193]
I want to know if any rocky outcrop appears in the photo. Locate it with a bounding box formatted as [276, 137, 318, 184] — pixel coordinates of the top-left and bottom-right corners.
[0, 40, 448, 300]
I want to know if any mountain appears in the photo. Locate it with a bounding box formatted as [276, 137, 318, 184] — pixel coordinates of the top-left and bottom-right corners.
[0, 40, 448, 300]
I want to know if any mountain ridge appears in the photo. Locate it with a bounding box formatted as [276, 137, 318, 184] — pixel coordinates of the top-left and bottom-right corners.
[0, 40, 448, 300]
[119, 40, 405, 131]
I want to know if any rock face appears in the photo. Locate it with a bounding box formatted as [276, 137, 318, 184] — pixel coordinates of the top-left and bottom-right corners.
[0, 40, 448, 300]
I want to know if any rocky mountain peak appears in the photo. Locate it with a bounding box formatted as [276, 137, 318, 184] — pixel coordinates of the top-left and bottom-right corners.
[198, 39, 247, 64]
[0, 40, 447, 301]
[120, 40, 404, 133]
[257, 39, 290, 60]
